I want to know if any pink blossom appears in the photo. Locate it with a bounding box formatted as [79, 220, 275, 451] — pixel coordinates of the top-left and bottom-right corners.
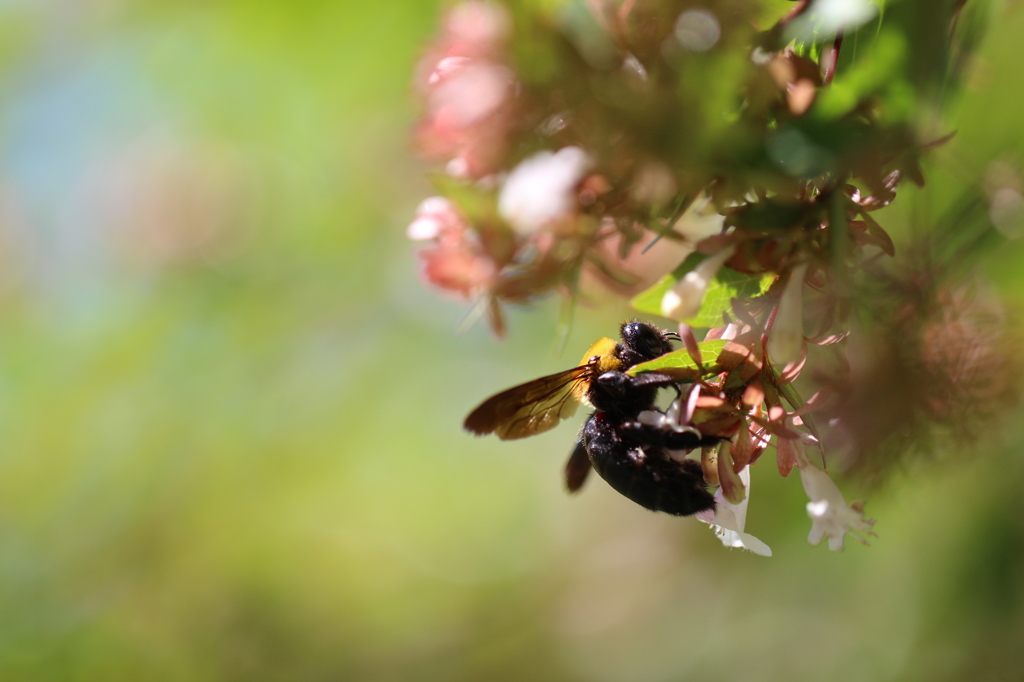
[426, 62, 513, 132]
[444, 1, 511, 57]
[414, 2, 516, 177]
[407, 196, 466, 241]
[419, 238, 498, 298]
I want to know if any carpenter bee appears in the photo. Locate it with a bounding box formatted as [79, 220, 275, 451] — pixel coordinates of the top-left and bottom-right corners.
[464, 321, 719, 516]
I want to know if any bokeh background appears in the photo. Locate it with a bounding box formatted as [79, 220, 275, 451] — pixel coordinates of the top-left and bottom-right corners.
[1, 1, 1023, 680]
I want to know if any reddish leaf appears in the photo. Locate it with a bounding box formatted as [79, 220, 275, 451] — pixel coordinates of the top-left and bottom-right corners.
[742, 381, 766, 407]
[732, 420, 755, 471]
[717, 443, 746, 504]
[859, 211, 896, 256]
[683, 383, 701, 424]
[777, 342, 808, 385]
[776, 436, 799, 477]
[679, 323, 705, 373]
[718, 340, 757, 371]
[695, 395, 728, 409]
[807, 331, 850, 345]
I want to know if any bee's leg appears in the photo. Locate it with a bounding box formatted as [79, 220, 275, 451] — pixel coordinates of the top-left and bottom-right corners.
[594, 370, 679, 397]
[621, 371, 680, 389]
[617, 419, 719, 451]
[663, 430, 721, 450]
[616, 419, 671, 448]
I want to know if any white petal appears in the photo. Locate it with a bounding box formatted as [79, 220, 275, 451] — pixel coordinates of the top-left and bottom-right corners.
[718, 528, 773, 557]
[785, 0, 877, 42]
[498, 147, 592, 233]
[800, 461, 875, 552]
[407, 196, 461, 240]
[699, 466, 772, 556]
[407, 217, 440, 240]
[660, 246, 736, 320]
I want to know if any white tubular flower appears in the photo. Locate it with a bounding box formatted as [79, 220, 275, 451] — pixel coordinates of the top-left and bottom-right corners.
[796, 449, 875, 551]
[660, 245, 736, 320]
[497, 146, 592, 234]
[696, 466, 772, 557]
[767, 262, 808, 367]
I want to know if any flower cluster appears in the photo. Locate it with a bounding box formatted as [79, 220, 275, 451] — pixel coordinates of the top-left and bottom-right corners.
[409, 0, 948, 336]
[410, 1, 1006, 550]
[623, 314, 874, 553]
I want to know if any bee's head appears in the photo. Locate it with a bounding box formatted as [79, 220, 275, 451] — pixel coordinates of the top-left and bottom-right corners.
[618, 321, 675, 367]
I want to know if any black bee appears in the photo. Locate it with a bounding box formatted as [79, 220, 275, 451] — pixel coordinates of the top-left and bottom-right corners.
[464, 321, 718, 516]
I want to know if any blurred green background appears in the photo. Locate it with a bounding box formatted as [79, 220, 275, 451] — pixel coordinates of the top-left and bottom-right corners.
[0, 1, 1022, 680]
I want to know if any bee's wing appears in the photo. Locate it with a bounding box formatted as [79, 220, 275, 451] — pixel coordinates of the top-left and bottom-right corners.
[463, 366, 591, 440]
[563, 438, 592, 493]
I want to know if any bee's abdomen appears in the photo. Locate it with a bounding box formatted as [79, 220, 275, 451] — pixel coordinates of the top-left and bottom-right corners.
[582, 413, 715, 517]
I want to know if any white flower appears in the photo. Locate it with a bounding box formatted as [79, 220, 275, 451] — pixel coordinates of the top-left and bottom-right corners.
[767, 262, 808, 366]
[795, 448, 875, 551]
[696, 466, 772, 556]
[674, 194, 726, 243]
[660, 245, 736, 320]
[784, 0, 877, 43]
[498, 147, 592, 234]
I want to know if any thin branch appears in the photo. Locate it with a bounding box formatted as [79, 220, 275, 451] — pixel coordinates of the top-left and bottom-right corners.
[949, 0, 969, 36]
[776, 0, 810, 28]
[823, 32, 844, 85]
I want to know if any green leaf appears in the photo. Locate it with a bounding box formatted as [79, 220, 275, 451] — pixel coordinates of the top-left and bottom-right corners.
[811, 31, 909, 121]
[627, 339, 729, 378]
[630, 252, 704, 317]
[691, 268, 776, 327]
[630, 254, 776, 328]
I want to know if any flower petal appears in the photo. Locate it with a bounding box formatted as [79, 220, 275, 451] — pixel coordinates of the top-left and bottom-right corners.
[700, 467, 772, 556]
[498, 147, 591, 233]
[660, 246, 736, 320]
[797, 451, 876, 551]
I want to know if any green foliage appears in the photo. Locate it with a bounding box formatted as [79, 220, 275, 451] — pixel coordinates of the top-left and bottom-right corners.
[628, 339, 729, 378]
[631, 254, 776, 328]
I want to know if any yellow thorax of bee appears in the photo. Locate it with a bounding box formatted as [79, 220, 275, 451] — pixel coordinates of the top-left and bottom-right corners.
[578, 336, 621, 374]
